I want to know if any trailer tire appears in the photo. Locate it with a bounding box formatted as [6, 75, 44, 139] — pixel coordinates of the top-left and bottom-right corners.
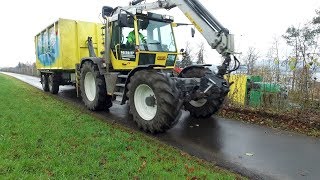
[181, 67, 224, 118]
[41, 74, 49, 92]
[80, 61, 111, 111]
[48, 74, 60, 94]
[127, 70, 180, 133]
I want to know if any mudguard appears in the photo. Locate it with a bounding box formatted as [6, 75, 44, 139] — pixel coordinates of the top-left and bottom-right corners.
[80, 57, 106, 75]
[178, 64, 212, 77]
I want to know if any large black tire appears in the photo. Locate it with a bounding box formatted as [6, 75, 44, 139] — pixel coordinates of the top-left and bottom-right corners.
[127, 70, 180, 133]
[48, 73, 60, 94]
[80, 61, 112, 111]
[41, 73, 49, 92]
[180, 67, 224, 118]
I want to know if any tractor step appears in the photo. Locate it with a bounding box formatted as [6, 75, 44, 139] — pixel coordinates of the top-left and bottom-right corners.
[113, 96, 123, 104]
[116, 83, 125, 87]
[113, 92, 124, 96]
[112, 74, 128, 105]
[118, 74, 128, 79]
[113, 91, 125, 105]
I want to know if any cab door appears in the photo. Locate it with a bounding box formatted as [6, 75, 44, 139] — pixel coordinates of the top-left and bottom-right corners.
[110, 18, 138, 70]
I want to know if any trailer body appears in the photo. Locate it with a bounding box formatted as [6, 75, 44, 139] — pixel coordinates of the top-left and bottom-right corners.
[35, 18, 103, 71]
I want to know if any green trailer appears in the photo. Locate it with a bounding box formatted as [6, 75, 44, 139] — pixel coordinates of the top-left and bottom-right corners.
[249, 82, 282, 107]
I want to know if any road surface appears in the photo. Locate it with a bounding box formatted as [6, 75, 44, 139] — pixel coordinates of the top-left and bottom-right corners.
[2, 72, 320, 180]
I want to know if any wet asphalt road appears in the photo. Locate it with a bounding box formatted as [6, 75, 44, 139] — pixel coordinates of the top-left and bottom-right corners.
[2, 72, 320, 180]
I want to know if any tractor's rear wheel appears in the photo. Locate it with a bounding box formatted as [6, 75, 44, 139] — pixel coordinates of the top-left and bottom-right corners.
[80, 61, 112, 111]
[48, 73, 60, 94]
[180, 67, 224, 118]
[41, 73, 49, 92]
[127, 70, 180, 133]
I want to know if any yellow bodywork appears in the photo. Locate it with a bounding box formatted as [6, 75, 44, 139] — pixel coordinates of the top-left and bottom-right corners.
[36, 18, 178, 71]
[109, 51, 175, 70]
[35, 18, 104, 70]
[225, 74, 248, 105]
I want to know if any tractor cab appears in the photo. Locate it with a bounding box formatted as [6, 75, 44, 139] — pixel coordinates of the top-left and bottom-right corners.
[109, 11, 178, 70]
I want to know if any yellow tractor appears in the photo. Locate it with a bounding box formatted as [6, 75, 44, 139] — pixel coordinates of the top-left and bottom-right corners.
[36, 0, 240, 133]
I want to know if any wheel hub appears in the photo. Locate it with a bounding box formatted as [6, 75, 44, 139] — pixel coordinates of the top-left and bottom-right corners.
[145, 95, 156, 107]
[134, 84, 157, 121]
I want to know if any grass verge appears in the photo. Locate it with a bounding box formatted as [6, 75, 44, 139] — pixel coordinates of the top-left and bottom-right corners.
[0, 74, 242, 179]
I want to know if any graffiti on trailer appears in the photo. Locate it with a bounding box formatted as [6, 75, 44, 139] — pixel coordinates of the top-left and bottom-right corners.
[37, 27, 59, 66]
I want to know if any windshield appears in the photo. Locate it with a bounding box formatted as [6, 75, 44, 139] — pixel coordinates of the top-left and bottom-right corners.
[137, 18, 177, 52]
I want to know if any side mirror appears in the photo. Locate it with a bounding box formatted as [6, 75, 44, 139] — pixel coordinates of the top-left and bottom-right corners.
[180, 49, 186, 56]
[102, 6, 114, 17]
[118, 13, 128, 27]
[191, 27, 195, 38]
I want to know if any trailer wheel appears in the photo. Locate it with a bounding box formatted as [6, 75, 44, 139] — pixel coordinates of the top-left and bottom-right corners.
[41, 74, 49, 92]
[48, 74, 60, 94]
[80, 61, 111, 111]
[127, 70, 180, 133]
[181, 67, 224, 118]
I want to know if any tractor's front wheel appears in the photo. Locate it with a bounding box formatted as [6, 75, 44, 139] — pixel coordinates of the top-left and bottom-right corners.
[181, 67, 225, 118]
[127, 70, 180, 133]
[80, 61, 112, 111]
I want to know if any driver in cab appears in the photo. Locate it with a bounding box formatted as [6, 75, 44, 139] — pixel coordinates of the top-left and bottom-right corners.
[126, 30, 147, 46]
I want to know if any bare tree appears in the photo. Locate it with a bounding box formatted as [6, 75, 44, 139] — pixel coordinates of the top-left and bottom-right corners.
[243, 47, 259, 75]
[283, 26, 300, 91]
[196, 42, 205, 64]
[283, 16, 319, 105]
[273, 37, 281, 82]
[265, 37, 283, 83]
[2, 61, 38, 76]
[181, 42, 193, 68]
[313, 8, 320, 32]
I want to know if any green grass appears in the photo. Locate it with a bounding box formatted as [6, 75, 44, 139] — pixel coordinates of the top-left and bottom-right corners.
[0, 74, 241, 179]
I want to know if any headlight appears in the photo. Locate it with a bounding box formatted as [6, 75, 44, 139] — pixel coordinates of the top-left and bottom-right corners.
[166, 54, 176, 66]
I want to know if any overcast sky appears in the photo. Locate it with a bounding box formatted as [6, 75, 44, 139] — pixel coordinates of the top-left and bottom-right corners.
[0, 0, 319, 67]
